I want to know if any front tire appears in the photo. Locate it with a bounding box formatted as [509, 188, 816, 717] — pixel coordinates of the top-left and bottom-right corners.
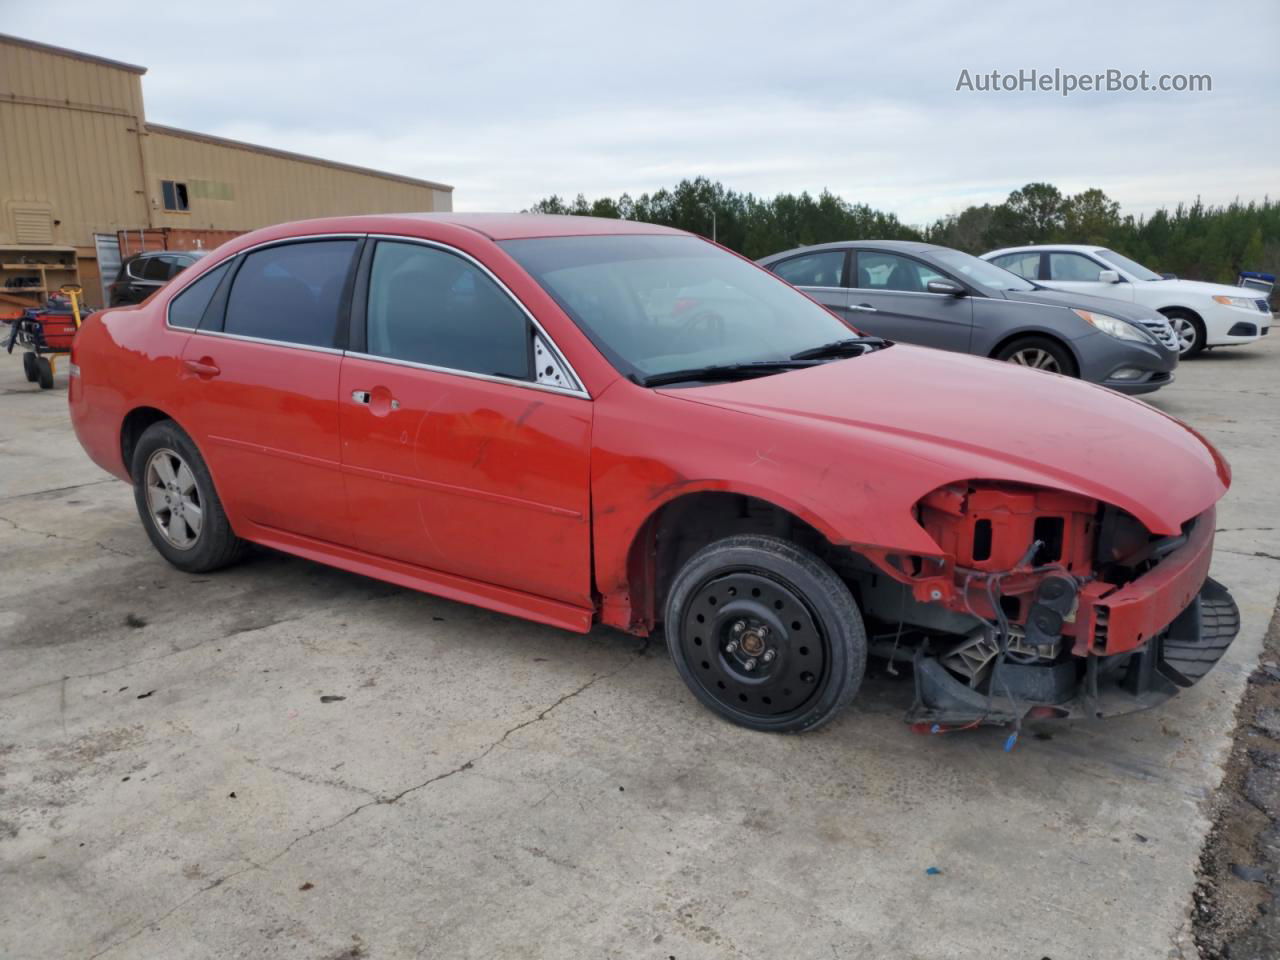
[664, 535, 866, 733]
[130, 421, 246, 573]
[995, 336, 1076, 376]
[1163, 309, 1206, 358]
[22, 352, 38, 383]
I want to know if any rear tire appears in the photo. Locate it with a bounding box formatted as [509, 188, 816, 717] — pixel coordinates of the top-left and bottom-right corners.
[1163, 309, 1206, 358]
[130, 421, 247, 573]
[995, 336, 1077, 377]
[664, 535, 866, 733]
[22, 352, 38, 383]
[35, 356, 54, 390]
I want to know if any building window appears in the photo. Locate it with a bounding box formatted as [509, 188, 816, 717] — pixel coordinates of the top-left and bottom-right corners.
[161, 180, 190, 212]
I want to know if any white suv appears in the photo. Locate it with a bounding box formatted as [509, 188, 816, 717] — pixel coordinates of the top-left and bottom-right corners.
[981, 244, 1272, 357]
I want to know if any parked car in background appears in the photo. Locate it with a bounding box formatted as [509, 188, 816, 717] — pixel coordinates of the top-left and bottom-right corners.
[981, 244, 1272, 358]
[759, 240, 1179, 394]
[68, 214, 1238, 734]
[108, 250, 207, 306]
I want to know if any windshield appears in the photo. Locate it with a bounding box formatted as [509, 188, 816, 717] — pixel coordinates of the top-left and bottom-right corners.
[930, 248, 1036, 292]
[502, 235, 857, 380]
[1096, 249, 1162, 281]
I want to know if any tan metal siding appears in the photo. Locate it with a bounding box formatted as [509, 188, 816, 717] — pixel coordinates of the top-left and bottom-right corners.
[144, 129, 448, 230]
[0, 100, 148, 247]
[0, 37, 145, 118]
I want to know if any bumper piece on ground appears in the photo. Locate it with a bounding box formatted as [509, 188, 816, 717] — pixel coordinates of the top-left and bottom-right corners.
[906, 577, 1239, 726]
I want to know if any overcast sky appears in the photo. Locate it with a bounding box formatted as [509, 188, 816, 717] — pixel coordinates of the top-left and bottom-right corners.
[6, 0, 1277, 225]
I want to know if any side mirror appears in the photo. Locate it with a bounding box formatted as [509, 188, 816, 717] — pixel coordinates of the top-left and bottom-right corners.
[927, 279, 965, 296]
[1097, 269, 1122, 284]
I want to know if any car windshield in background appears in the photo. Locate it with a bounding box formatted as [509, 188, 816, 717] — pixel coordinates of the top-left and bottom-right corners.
[1096, 248, 1163, 281]
[930, 249, 1036, 292]
[502, 235, 857, 381]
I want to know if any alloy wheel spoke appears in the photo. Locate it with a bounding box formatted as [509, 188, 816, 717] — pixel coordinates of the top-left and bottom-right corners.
[175, 463, 197, 496]
[181, 500, 203, 535]
[153, 455, 178, 487]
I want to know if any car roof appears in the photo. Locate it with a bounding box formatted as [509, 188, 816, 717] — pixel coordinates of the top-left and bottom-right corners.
[985, 244, 1106, 256]
[759, 239, 950, 262]
[128, 249, 207, 259]
[267, 212, 687, 242]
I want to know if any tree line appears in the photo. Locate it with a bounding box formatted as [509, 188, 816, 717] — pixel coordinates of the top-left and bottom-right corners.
[528, 178, 1278, 285]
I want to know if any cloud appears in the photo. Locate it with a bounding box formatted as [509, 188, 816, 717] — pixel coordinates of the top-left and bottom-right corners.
[7, 0, 1277, 225]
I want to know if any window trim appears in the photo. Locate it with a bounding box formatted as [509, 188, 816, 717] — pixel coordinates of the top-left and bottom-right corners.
[769, 249, 847, 291]
[165, 232, 588, 398]
[349, 233, 587, 399]
[992, 251, 1046, 282]
[165, 260, 232, 331]
[850, 250, 968, 296]
[160, 180, 190, 213]
[167, 233, 364, 351]
[1046, 250, 1111, 283]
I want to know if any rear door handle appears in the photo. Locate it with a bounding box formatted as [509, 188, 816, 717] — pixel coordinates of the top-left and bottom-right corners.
[183, 357, 220, 378]
[849, 304, 878, 313]
[351, 390, 371, 404]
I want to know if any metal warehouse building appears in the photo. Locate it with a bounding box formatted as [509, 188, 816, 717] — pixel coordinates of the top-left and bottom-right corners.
[0, 33, 453, 309]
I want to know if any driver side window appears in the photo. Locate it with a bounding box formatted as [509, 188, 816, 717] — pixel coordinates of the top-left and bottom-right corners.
[1048, 253, 1104, 282]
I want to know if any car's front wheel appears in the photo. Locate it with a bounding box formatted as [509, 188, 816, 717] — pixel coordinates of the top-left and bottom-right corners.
[1163, 309, 1206, 358]
[664, 535, 866, 733]
[995, 336, 1076, 376]
[131, 421, 246, 572]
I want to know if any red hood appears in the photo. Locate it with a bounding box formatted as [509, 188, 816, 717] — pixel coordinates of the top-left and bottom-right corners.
[666, 344, 1228, 539]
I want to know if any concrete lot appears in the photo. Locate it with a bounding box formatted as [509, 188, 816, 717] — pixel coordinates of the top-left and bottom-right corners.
[2, 339, 1278, 960]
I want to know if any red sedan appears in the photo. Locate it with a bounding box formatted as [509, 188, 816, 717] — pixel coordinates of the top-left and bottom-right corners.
[68, 214, 1239, 733]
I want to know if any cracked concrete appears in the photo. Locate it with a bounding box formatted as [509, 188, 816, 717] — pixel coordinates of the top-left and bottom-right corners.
[2, 339, 1279, 959]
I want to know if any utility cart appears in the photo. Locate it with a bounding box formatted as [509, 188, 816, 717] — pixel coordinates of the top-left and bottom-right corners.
[4, 286, 86, 389]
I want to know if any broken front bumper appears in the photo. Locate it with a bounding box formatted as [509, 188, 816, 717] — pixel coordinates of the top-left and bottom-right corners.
[907, 577, 1240, 726]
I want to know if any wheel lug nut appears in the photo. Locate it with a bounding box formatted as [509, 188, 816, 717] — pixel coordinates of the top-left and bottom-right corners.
[732, 621, 745, 635]
[743, 658, 757, 671]
[725, 641, 738, 654]
[762, 650, 776, 663]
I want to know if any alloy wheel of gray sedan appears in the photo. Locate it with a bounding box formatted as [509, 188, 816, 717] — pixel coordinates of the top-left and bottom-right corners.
[1171, 316, 1200, 355]
[144, 447, 203, 550]
[1007, 348, 1062, 372]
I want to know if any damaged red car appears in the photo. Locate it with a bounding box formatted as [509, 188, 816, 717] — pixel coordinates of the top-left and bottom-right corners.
[67, 214, 1240, 733]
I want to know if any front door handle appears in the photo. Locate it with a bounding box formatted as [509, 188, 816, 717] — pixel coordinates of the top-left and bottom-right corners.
[183, 357, 221, 378]
[352, 388, 400, 412]
[849, 304, 878, 313]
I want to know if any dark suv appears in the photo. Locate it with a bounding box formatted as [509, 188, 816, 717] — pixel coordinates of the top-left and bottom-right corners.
[108, 250, 207, 307]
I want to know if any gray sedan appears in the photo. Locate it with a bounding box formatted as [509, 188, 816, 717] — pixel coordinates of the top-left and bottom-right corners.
[757, 240, 1179, 394]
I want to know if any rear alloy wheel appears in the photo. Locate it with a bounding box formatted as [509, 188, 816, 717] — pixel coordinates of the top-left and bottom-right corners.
[664, 535, 866, 733]
[1165, 310, 1206, 358]
[996, 336, 1075, 377]
[131, 421, 247, 573]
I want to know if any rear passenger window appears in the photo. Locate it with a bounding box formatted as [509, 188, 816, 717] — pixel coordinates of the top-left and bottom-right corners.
[772, 251, 845, 288]
[142, 257, 172, 282]
[224, 240, 357, 348]
[994, 252, 1041, 281]
[366, 241, 531, 380]
[168, 262, 230, 329]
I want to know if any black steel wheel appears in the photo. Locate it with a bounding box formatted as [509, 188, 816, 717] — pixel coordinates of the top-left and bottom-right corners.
[665, 535, 866, 732]
[22, 352, 38, 383]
